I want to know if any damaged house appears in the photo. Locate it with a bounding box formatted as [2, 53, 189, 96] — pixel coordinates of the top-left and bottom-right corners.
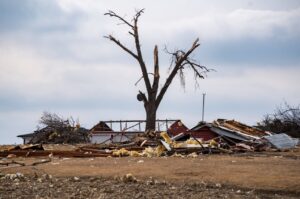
[168, 119, 272, 144]
[89, 121, 136, 144]
[90, 120, 179, 144]
[190, 119, 271, 142]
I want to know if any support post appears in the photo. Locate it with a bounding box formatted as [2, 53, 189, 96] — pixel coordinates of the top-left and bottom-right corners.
[202, 93, 206, 122]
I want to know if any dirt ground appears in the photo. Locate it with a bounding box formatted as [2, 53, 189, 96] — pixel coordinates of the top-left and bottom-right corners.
[1, 150, 300, 198]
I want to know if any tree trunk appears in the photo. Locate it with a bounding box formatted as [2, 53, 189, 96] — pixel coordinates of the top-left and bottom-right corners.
[145, 100, 157, 131]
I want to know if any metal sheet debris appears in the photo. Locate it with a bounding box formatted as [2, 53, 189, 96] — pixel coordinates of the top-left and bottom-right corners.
[264, 133, 299, 149]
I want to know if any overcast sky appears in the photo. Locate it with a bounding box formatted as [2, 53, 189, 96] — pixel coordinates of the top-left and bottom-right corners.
[1, 0, 300, 144]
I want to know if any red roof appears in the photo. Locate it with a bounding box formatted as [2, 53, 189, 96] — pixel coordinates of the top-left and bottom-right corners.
[90, 121, 113, 132]
[168, 120, 189, 136]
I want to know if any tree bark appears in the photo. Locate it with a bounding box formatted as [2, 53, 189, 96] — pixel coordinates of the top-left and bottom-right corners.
[145, 99, 157, 131]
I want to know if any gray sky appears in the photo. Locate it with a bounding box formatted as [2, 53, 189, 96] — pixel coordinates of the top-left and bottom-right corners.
[1, 0, 300, 144]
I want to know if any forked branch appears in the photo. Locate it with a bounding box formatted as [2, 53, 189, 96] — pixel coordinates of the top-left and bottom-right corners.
[104, 10, 133, 28]
[104, 9, 152, 93]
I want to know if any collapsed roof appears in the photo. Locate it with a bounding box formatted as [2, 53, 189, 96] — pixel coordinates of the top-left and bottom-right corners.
[191, 119, 271, 142]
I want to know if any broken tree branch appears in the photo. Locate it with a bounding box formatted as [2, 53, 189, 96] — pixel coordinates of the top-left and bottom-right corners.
[132, 17, 152, 93]
[105, 8, 152, 94]
[104, 35, 138, 60]
[156, 38, 200, 107]
[134, 73, 154, 86]
[0, 160, 26, 167]
[152, 45, 160, 97]
[31, 158, 52, 166]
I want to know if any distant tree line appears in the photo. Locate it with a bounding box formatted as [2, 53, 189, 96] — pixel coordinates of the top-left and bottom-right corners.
[257, 103, 300, 138]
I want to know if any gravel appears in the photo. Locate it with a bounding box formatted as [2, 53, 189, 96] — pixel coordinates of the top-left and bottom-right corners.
[0, 173, 298, 199]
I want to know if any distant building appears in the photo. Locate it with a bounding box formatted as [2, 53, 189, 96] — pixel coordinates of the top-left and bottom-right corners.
[17, 132, 35, 144]
[89, 121, 138, 144]
[90, 120, 179, 144]
[168, 119, 272, 143]
[189, 119, 271, 142]
[17, 126, 54, 144]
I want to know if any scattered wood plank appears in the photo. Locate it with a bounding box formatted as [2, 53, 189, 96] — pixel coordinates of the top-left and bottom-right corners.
[31, 158, 51, 166]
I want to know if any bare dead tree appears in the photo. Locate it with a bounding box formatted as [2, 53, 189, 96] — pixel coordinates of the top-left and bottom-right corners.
[257, 102, 300, 138]
[104, 9, 210, 131]
[39, 111, 68, 128]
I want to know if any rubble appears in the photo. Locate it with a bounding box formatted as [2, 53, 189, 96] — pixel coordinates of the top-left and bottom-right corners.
[18, 112, 90, 144]
[4, 173, 25, 180]
[73, 177, 80, 181]
[1, 119, 298, 161]
[17, 125, 90, 144]
[121, 173, 137, 183]
[2, 175, 294, 199]
[7, 154, 17, 159]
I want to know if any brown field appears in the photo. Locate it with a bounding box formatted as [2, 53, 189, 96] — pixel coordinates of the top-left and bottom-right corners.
[1, 150, 300, 198]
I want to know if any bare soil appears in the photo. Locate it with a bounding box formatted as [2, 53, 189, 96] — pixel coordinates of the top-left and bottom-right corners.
[1, 150, 300, 198]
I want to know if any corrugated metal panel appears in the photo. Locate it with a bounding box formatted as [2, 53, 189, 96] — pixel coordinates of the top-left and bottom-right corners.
[210, 127, 249, 141]
[215, 125, 261, 140]
[264, 133, 299, 149]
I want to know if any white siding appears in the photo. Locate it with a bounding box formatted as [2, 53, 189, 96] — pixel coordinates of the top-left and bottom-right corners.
[90, 133, 131, 144]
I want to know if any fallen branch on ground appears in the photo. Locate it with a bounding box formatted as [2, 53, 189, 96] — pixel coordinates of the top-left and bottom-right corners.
[0, 160, 26, 166]
[0, 158, 51, 167]
[31, 158, 51, 166]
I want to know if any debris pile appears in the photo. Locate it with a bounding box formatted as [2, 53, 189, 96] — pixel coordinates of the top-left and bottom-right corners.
[18, 126, 90, 144]
[2, 119, 299, 159]
[18, 112, 90, 144]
